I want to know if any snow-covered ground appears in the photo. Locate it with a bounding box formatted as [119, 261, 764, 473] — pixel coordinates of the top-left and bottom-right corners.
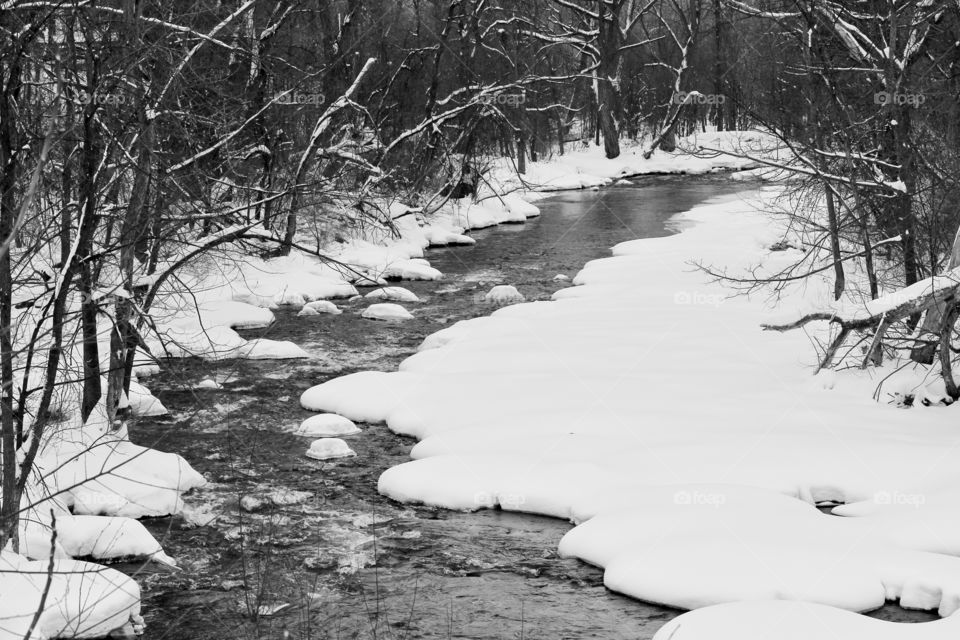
[301, 182, 960, 638]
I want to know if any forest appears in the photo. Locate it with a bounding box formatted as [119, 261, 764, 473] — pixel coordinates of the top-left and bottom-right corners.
[2, 1, 960, 639]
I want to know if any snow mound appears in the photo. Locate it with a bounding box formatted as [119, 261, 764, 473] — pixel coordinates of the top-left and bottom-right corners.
[558, 484, 960, 614]
[300, 300, 342, 315]
[127, 380, 167, 416]
[365, 287, 420, 303]
[294, 414, 361, 437]
[151, 323, 307, 361]
[57, 515, 172, 564]
[303, 188, 960, 628]
[362, 303, 414, 321]
[198, 299, 275, 329]
[477, 195, 539, 223]
[195, 377, 221, 390]
[300, 371, 421, 423]
[306, 438, 356, 461]
[652, 600, 960, 640]
[483, 285, 525, 305]
[237, 338, 309, 359]
[425, 227, 476, 246]
[42, 431, 207, 519]
[0, 551, 143, 639]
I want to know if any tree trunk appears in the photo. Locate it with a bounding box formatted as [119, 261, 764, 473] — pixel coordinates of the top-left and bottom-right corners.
[0, 52, 20, 552]
[78, 106, 101, 422]
[912, 224, 960, 363]
[825, 187, 845, 300]
[939, 304, 960, 400]
[516, 131, 527, 174]
[595, 2, 621, 159]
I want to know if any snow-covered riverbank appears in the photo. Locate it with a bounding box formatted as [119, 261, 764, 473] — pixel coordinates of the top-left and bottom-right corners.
[301, 184, 960, 638]
[3, 134, 769, 639]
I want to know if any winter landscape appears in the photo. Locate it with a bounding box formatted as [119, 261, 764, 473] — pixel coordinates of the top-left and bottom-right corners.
[1, 1, 959, 639]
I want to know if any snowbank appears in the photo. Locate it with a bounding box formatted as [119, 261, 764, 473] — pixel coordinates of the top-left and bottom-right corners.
[293, 414, 360, 437]
[300, 187, 960, 632]
[362, 303, 414, 321]
[365, 286, 420, 303]
[306, 438, 356, 460]
[0, 551, 143, 639]
[483, 284, 525, 305]
[7, 416, 200, 637]
[488, 131, 782, 192]
[653, 601, 960, 640]
[10, 133, 786, 638]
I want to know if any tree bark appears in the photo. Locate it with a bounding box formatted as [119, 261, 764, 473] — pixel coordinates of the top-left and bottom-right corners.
[912, 224, 960, 363]
[825, 187, 845, 300]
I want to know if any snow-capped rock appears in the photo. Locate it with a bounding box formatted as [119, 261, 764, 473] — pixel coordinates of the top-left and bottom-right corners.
[483, 285, 525, 305]
[306, 438, 356, 461]
[365, 287, 420, 303]
[362, 303, 414, 321]
[294, 414, 361, 437]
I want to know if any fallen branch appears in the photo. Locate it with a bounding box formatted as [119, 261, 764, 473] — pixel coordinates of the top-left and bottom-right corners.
[762, 270, 960, 369]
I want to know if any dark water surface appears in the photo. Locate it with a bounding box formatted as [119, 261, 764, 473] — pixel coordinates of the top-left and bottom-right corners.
[125, 176, 933, 640]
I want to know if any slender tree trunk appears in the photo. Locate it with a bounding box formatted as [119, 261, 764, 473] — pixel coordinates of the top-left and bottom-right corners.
[912, 225, 960, 363]
[78, 98, 102, 421]
[939, 304, 960, 400]
[0, 28, 23, 549]
[825, 187, 845, 300]
[516, 131, 527, 174]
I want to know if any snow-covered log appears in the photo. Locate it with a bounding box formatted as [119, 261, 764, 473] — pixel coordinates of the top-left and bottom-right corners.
[762, 269, 960, 369]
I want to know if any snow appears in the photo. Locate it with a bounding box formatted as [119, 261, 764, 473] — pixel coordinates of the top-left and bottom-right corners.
[195, 377, 222, 389]
[301, 371, 420, 421]
[653, 601, 960, 640]
[237, 338, 309, 359]
[300, 186, 960, 625]
[486, 131, 779, 192]
[293, 414, 361, 437]
[0, 551, 143, 640]
[557, 483, 960, 614]
[362, 302, 414, 321]
[770, 265, 960, 326]
[425, 227, 476, 246]
[57, 515, 174, 565]
[8, 133, 899, 636]
[150, 323, 308, 361]
[127, 380, 167, 416]
[483, 284, 525, 305]
[41, 428, 207, 520]
[197, 299, 275, 329]
[299, 300, 342, 315]
[306, 438, 357, 461]
[6, 396, 202, 635]
[365, 286, 420, 303]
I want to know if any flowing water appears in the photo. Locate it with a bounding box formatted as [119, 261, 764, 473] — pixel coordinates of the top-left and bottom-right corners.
[125, 175, 935, 640]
